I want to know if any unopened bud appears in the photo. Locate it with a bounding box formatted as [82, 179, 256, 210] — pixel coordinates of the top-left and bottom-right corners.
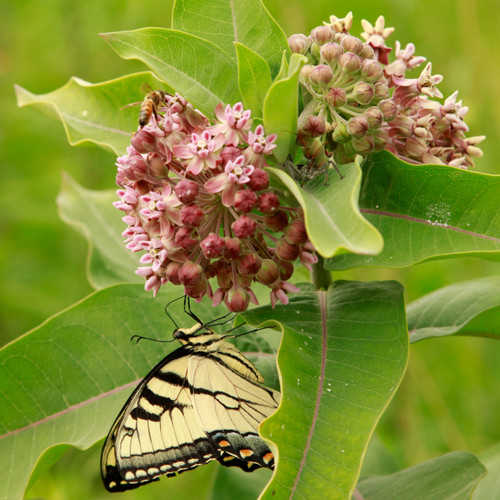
[378, 99, 398, 121]
[165, 261, 182, 285]
[310, 64, 334, 86]
[363, 107, 383, 129]
[310, 26, 335, 45]
[175, 179, 199, 204]
[325, 87, 347, 108]
[239, 253, 262, 275]
[201, 233, 225, 259]
[224, 237, 241, 260]
[351, 135, 375, 155]
[301, 115, 327, 137]
[340, 35, 364, 54]
[347, 116, 369, 138]
[320, 42, 343, 63]
[276, 238, 300, 261]
[264, 210, 289, 231]
[232, 215, 257, 238]
[234, 189, 258, 213]
[360, 44, 375, 59]
[256, 259, 280, 285]
[331, 122, 350, 143]
[372, 128, 389, 150]
[224, 287, 250, 312]
[180, 204, 204, 227]
[246, 168, 269, 191]
[374, 81, 390, 101]
[284, 220, 308, 244]
[361, 59, 383, 81]
[259, 192, 280, 215]
[149, 156, 168, 179]
[351, 81, 374, 105]
[288, 33, 310, 54]
[178, 262, 203, 286]
[131, 129, 157, 153]
[338, 52, 361, 73]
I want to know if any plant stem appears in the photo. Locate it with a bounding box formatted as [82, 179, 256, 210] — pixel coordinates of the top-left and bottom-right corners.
[311, 255, 332, 290]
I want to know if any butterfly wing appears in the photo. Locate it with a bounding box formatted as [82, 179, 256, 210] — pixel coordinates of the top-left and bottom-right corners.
[101, 351, 221, 492]
[189, 352, 280, 471]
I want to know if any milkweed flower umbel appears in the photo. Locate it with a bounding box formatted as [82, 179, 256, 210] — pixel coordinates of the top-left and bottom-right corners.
[289, 12, 484, 169]
[114, 95, 316, 311]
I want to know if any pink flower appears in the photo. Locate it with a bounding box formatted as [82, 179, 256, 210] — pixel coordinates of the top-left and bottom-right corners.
[209, 102, 252, 146]
[173, 130, 224, 175]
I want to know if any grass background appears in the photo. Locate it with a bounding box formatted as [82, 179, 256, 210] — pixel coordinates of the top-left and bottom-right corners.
[2, 0, 499, 497]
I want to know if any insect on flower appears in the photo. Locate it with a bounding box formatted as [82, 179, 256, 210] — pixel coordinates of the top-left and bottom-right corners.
[122, 83, 172, 129]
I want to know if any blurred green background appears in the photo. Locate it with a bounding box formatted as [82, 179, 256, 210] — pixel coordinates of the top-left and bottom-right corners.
[2, 0, 499, 498]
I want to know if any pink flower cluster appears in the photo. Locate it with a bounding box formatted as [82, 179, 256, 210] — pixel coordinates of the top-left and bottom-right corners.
[114, 95, 317, 311]
[289, 12, 484, 170]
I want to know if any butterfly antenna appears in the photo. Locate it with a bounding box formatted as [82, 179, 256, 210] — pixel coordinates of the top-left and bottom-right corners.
[131, 334, 175, 344]
[205, 312, 236, 328]
[224, 325, 269, 339]
[165, 296, 185, 329]
[183, 295, 204, 326]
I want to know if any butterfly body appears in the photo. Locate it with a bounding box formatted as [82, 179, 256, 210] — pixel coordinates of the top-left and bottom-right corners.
[101, 323, 279, 492]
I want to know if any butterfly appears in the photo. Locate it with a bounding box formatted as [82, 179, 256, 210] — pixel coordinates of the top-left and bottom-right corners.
[101, 298, 280, 492]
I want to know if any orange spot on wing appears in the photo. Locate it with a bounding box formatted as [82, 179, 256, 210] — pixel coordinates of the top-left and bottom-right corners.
[218, 440, 230, 447]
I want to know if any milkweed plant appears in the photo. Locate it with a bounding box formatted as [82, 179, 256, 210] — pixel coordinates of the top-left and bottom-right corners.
[7, 1, 500, 499]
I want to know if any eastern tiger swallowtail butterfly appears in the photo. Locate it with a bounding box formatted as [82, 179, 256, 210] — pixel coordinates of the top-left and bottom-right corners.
[101, 300, 280, 492]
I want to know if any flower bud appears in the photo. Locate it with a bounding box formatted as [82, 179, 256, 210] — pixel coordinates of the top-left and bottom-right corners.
[232, 216, 257, 238]
[131, 129, 157, 153]
[175, 227, 198, 251]
[224, 237, 241, 260]
[325, 87, 347, 108]
[300, 64, 315, 82]
[284, 220, 308, 244]
[175, 179, 199, 204]
[184, 276, 209, 300]
[149, 156, 168, 179]
[301, 115, 327, 137]
[331, 122, 350, 143]
[360, 44, 375, 59]
[258, 192, 280, 215]
[347, 116, 369, 138]
[288, 33, 310, 54]
[320, 42, 343, 63]
[246, 168, 269, 191]
[338, 52, 361, 73]
[238, 253, 262, 274]
[165, 261, 182, 285]
[277, 259, 294, 280]
[374, 81, 390, 101]
[360, 59, 383, 81]
[310, 26, 335, 45]
[178, 262, 203, 286]
[276, 238, 300, 261]
[351, 135, 375, 155]
[340, 35, 364, 54]
[234, 189, 258, 213]
[224, 287, 250, 312]
[201, 233, 225, 259]
[351, 81, 374, 105]
[378, 99, 398, 121]
[256, 259, 280, 285]
[363, 107, 384, 129]
[372, 128, 389, 150]
[309, 64, 334, 86]
[264, 210, 289, 231]
[180, 204, 204, 227]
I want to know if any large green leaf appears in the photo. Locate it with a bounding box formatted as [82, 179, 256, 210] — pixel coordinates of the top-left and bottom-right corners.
[358, 451, 486, 500]
[263, 53, 307, 163]
[268, 158, 384, 258]
[473, 443, 500, 500]
[100, 28, 241, 116]
[242, 281, 408, 500]
[15, 72, 165, 155]
[407, 277, 500, 343]
[0, 285, 279, 500]
[327, 151, 500, 270]
[235, 43, 272, 117]
[172, 0, 288, 77]
[57, 174, 141, 289]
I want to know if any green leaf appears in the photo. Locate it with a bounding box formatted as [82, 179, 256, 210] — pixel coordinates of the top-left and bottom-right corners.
[171, 0, 289, 77]
[267, 158, 384, 258]
[243, 281, 408, 500]
[0, 285, 279, 500]
[406, 276, 500, 343]
[15, 72, 167, 155]
[263, 53, 307, 163]
[100, 28, 241, 116]
[235, 43, 272, 117]
[357, 451, 487, 500]
[327, 151, 500, 270]
[473, 443, 500, 500]
[57, 173, 141, 289]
